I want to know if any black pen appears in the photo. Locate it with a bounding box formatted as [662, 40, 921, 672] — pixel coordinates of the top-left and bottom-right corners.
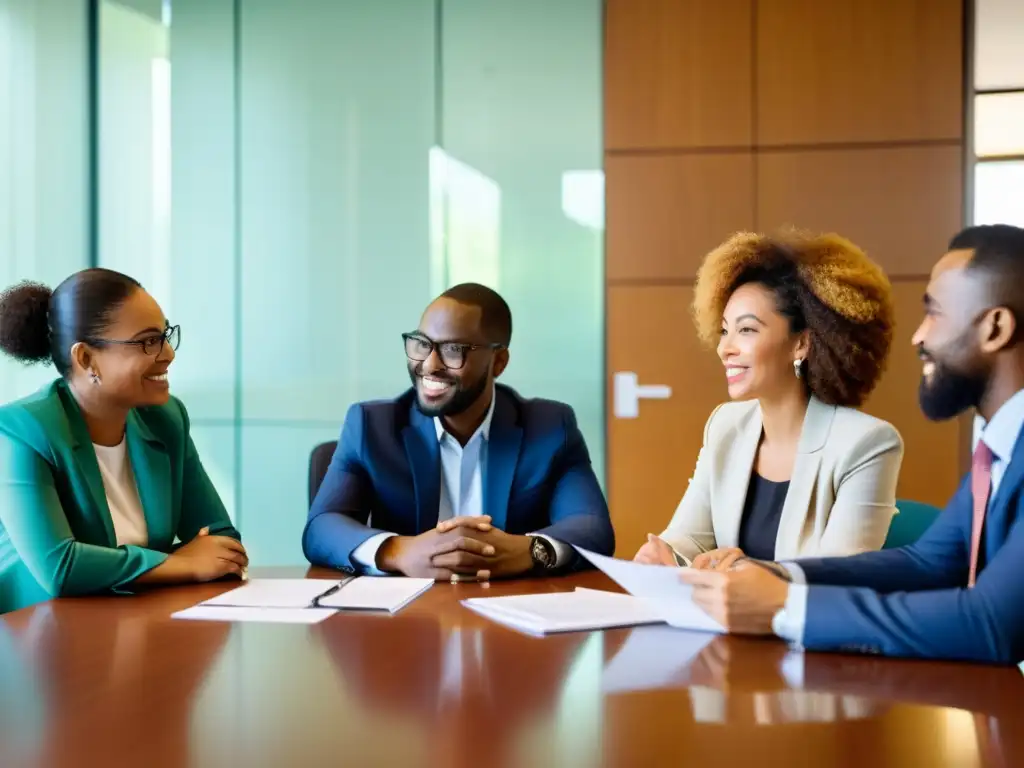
[312, 576, 355, 607]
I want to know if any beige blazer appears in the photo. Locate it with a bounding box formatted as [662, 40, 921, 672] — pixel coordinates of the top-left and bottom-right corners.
[661, 396, 904, 562]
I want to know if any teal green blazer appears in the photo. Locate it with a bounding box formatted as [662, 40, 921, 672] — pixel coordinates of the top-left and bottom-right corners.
[0, 379, 240, 613]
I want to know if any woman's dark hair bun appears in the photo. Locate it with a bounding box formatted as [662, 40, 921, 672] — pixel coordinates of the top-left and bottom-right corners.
[0, 281, 54, 364]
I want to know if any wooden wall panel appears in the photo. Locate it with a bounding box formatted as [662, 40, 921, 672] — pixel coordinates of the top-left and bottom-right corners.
[605, 0, 753, 150]
[862, 280, 962, 507]
[756, 0, 963, 146]
[607, 285, 727, 557]
[606, 153, 755, 282]
[756, 146, 963, 276]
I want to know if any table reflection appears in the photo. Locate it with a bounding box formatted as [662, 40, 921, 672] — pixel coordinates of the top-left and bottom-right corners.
[599, 625, 1024, 767]
[0, 603, 230, 768]
[315, 609, 594, 768]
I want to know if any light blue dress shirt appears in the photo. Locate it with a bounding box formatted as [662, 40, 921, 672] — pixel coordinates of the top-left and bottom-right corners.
[352, 389, 567, 574]
[772, 389, 1024, 645]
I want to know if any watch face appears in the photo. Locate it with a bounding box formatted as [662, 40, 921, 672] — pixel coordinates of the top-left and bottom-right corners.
[531, 537, 554, 568]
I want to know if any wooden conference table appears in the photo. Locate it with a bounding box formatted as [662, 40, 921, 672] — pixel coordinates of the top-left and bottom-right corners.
[1, 569, 1022, 768]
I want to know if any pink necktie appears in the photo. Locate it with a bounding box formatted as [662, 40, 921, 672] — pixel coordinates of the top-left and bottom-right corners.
[969, 440, 994, 588]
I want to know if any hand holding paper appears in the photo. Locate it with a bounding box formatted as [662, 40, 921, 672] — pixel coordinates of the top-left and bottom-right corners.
[680, 561, 789, 635]
[576, 547, 724, 633]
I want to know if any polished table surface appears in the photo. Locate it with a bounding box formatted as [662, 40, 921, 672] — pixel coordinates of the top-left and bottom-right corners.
[1, 568, 1023, 768]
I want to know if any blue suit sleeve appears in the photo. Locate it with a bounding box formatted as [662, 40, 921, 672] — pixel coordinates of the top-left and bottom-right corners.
[301, 404, 388, 572]
[532, 407, 615, 564]
[795, 477, 970, 593]
[800, 485, 1024, 663]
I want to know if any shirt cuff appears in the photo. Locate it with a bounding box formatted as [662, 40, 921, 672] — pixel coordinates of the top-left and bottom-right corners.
[771, 582, 808, 647]
[531, 534, 571, 567]
[350, 532, 397, 576]
[780, 562, 807, 584]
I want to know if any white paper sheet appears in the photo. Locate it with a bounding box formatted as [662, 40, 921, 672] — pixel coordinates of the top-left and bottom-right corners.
[575, 547, 725, 633]
[463, 588, 665, 635]
[602, 624, 715, 693]
[200, 579, 341, 609]
[316, 577, 433, 613]
[172, 606, 336, 624]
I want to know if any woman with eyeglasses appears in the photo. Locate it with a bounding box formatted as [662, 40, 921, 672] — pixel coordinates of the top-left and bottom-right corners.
[0, 268, 247, 613]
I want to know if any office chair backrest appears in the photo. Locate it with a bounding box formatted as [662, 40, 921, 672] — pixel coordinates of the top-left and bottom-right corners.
[308, 441, 338, 507]
[883, 499, 942, 549]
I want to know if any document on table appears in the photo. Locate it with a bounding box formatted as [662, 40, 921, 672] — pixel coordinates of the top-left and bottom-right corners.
[200, 579, 341, 609]
[173, 577, 434, 624]
[462, 587, 665, 636]
[315, 577, 433, 613]
[575, 547, 725, 633]
[172, 606, 337, 624]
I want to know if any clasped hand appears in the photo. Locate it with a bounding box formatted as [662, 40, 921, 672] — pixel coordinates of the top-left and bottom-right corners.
[377, 515, 533, 581]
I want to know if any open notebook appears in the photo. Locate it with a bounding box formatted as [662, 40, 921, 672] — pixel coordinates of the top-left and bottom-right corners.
[172, 577, 433, 623]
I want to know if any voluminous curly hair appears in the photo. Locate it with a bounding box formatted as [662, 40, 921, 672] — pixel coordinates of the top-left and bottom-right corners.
[692, 230, 895, 407]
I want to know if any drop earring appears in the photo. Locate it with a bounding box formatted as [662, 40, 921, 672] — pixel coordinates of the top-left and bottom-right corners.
[793, 359, 803, 379]
[90, 371, 101, 386]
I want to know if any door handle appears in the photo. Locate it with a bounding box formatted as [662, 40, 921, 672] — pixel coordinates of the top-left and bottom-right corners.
[613, 371, 672, 419]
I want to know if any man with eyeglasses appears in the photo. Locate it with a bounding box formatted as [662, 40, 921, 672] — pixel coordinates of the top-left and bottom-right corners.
[302, 283, 614, 580]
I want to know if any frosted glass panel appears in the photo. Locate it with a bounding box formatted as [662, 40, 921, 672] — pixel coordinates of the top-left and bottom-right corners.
[238, 425, 340, 566]
[98, 1, 170, 292]
[440, 0, 605, 483]
[975, 161, 1024, 228]
[189, 424, 237, 524]
[99, 0, 237, 421]
[165, 0, 237, 421]
[974, 93, 1024, 158]
[975, 0, 1024, 90]
[98, 0, 604, 564]
[238, 0, 435, 422]
[0, 0, 89, 404]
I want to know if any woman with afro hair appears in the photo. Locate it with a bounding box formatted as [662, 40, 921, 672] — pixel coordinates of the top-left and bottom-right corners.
[635, 230, 904, 571]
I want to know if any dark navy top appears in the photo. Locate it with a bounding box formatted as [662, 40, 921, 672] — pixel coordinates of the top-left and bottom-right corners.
[737, 473, 790, 561]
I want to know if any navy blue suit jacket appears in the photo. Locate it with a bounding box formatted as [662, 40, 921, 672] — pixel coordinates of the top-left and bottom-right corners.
[302, 385, 614, 573]
[796, 427, 1024, 663]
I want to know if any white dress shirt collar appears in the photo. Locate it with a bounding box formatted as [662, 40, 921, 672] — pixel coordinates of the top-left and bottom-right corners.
[434, 385, 497, 443]
[973, 388, 1024, 462]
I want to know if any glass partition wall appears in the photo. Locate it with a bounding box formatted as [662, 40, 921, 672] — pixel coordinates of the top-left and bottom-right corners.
[96, 0, 604, 564]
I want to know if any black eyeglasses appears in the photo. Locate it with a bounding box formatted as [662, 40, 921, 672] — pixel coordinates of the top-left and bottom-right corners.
[403, 332, 503, 371]
[89, 324, 181, 357]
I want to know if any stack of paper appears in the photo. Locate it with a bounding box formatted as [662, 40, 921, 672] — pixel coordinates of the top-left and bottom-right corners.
[463, 549, 725, 636]
[463, 588, 665, 635]
[172, 577, 433, 624]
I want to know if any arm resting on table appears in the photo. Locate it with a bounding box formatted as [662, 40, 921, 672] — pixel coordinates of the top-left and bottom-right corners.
[529, 408, 615, 568]
[794, 478, 971, 593]
[302, 404, 390, 572]
[0, 435, 167, 597]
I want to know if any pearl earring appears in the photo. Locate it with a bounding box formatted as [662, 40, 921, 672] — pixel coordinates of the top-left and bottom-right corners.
[793, 359, 803, 379]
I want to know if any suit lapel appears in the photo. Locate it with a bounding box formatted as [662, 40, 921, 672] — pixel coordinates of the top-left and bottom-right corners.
[716, 407, 761, 548]
[59, 384, 116, 546]
[403, 406, 441, 532]
[485, 392, 522, 532]
[774, 397, 833, 559]
[126, 411, 173, 546]
[983, 430, 1024, 568]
